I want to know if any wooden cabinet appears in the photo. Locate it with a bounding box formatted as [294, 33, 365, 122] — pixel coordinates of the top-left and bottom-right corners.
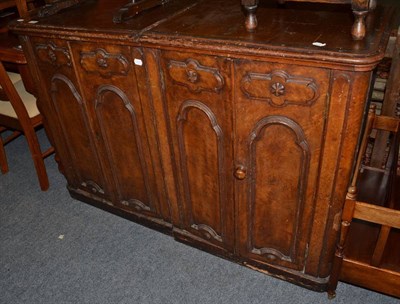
[155, 53, 371, 287]
[12, 0, 396, 293]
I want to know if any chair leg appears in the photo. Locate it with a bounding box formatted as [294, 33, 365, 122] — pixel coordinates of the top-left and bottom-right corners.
[327, 195, 356, 298]
[0, 133, 9, 174]
[24, 128, 49, 191]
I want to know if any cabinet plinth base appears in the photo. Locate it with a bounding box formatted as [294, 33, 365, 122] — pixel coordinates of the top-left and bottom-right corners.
[68, 187, 173, 235]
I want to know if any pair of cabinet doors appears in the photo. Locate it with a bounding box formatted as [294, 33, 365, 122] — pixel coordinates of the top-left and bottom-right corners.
[30, 39, 332, 279]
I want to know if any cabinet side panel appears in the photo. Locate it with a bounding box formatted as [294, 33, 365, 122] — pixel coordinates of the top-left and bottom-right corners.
[304, 72, 352, 276]
[19, 36, 76, 184]
[318, 71, 372, 277]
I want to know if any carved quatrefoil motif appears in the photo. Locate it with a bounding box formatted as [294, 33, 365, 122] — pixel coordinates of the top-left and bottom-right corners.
[80, 49, 130, 78]
[241, 70, 319, 107]
[167, 58, 225, 93]
[96, 57, 108, 69]
[36, 42, 72, 67]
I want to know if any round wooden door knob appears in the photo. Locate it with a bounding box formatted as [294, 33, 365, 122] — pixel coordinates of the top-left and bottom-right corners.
[234, 166, 247, 180]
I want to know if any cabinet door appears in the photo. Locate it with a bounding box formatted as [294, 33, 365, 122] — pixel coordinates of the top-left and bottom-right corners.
[234, 60, 330, 271]
[70, 43, 169, 222]
[159, 51, 235, 251]
[28, 38, 111, 200]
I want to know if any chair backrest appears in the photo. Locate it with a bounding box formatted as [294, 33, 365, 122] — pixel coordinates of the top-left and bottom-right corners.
[349, 201, 400, 229]
[348, 105, 400, 205]
[0, 0, 36, 19]
[0, 59, 38, 131]
[327, 112, 400, 299]
[344, 108, 400, 268]
[0, 49, 54, 191]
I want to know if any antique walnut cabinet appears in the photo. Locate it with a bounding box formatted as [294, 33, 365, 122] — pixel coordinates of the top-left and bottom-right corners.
[11, 0, 396, 292]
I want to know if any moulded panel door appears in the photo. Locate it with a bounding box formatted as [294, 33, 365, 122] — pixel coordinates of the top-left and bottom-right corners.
[30, 37, 111, 200]
[234, 59, 330, 271]
[70, 43, 170, 222]
[159, 50, 235, 252]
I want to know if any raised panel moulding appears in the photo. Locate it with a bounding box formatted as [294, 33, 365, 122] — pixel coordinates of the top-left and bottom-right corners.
[81, 180, 105, 194]
[95, 85, 152, 211]
[36, 42, 72, 67]
[248, 115, 310, 264]
[177, 99, 226, 242]
[51, 74, 105, 194]
[241, 70, 319, 107]
[167, 59, 225, 93]
[80, 49, 130, 78]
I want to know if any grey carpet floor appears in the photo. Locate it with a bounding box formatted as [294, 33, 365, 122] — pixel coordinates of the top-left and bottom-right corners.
[0, 129, 399, 304]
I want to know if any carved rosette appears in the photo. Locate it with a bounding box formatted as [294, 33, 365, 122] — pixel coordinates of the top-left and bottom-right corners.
[80, 49, 130, 78]
[167, 59, 225, 93]
[36, 42, 72, 67]
[241, 70, 319, 107]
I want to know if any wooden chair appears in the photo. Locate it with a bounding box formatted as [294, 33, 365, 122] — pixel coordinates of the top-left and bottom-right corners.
[327, 105, 400, 299]
[21, 0, 85, 19]
[0, 0, 38, 18]
[0, 46, 54, 191]
[0, 0, 82, 20]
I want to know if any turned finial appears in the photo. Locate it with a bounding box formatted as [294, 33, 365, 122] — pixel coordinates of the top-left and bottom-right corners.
[244, 5, 258, 32]
[369, 104, 376, 113]
[346, 186, 358, 200]
[352, 11, 368, 40]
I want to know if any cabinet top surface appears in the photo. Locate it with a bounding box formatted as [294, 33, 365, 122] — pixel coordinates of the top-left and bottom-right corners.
[11, 0, 397, 68]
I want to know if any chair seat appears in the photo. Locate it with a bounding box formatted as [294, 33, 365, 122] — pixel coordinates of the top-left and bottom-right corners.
[0, 8, 54, 191]
[0, 71, 39, 119]
[6, 71, 21, 84]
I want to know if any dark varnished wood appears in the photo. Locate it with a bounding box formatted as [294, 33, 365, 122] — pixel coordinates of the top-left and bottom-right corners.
[140, 0, 394, 71]
[241, 0, 374, 40]
[159, 50, 235, 252]
[71, 42, 167, 220]
[10, 0, 398, 293]
[234, 60, 329, 274]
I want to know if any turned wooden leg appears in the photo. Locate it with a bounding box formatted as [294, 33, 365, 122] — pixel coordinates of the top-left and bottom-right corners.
[351, 10, 368, 40]
[24, 127, 50, 191]
[369, 0, 377, 10]
[243, 2, 258, 33]
[327, 188, 357, 299]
